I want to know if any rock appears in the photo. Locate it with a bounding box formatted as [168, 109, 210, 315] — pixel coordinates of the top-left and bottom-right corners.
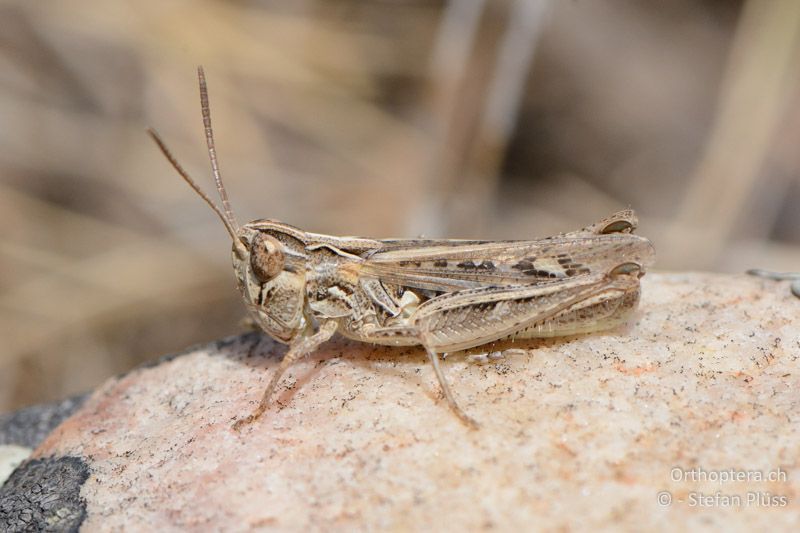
[2, 272, 799, 530]
[0, 395, 88, 449]
[0, 394, 87, 487]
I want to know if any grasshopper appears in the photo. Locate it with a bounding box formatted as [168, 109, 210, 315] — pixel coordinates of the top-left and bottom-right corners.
[148, 68, 656, 429]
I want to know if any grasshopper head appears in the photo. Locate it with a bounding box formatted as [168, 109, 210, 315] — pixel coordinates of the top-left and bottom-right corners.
[233, 223, 308, 343]
[149, 67, 308, 344]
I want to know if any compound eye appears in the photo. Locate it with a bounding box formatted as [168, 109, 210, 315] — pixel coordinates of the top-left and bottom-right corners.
[600, 220, 634, 234]
[250, 233, 285, 282]
[609, 262, 642, 277]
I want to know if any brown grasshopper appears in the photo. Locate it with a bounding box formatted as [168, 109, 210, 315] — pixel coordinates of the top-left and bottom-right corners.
[148, 67, 655, 429]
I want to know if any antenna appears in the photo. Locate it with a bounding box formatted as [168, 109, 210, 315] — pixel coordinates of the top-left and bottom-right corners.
[197, 66, 239, 234]
[147, 67, 247, 258]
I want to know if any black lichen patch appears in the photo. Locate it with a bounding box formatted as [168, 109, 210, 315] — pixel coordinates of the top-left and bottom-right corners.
[215, 331, 259, 352]
[123, 346, 197, 378]
[0, 456, 89, 533]
[138, 331, 263, 372]
[116, 332, 271, 382]
[0, 395, 87, 449]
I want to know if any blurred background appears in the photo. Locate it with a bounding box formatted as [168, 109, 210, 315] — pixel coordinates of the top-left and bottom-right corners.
[1, 0, 799, 412]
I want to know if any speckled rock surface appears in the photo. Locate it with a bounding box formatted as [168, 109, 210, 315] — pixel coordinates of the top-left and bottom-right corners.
[11, 273, 800, 531]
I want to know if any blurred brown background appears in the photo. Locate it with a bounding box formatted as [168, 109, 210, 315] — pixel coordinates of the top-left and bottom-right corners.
[2, 0, 799, 412]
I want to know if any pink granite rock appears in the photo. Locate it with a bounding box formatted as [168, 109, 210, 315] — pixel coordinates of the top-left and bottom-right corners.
[17, 273, 800, 530]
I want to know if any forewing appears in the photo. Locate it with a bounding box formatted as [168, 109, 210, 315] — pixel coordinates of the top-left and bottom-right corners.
[359, 234, 654, 292]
